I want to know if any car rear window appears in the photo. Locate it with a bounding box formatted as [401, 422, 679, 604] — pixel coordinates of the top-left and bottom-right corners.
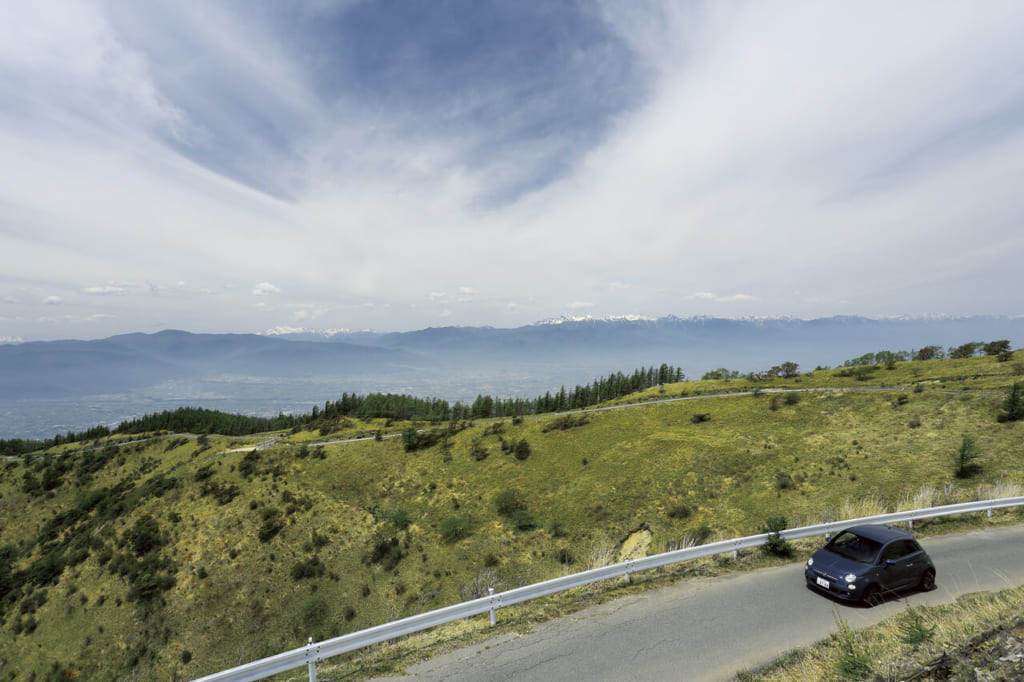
[827, 531, 883, 563]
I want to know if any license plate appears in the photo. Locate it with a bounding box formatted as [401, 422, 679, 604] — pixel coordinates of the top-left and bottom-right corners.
[816, 577, 830, 589]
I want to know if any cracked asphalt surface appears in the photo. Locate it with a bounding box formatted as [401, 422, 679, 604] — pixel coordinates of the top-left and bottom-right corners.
[372, 524, 1024, 681]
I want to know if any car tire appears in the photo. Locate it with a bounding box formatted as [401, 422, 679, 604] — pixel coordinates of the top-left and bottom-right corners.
[919, 568, 936, 592]
[862, 584, 882, 606]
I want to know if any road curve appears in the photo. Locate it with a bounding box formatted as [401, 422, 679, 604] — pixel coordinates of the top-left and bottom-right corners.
[373, 524, 1024, 682]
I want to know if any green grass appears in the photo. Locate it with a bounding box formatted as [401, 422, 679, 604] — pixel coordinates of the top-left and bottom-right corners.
[737, 585, 1024, 681]
[0, 353, 1022, 679]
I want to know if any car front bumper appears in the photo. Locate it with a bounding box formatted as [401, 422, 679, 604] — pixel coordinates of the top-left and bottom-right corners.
[805, 568, 861, 601]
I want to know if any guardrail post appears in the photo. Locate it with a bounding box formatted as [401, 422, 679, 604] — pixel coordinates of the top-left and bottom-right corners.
[306, 637, 317, 682]
[908, 519, 913, 530]
[489, 587, 496, 626]
[988, 508, 993, 518]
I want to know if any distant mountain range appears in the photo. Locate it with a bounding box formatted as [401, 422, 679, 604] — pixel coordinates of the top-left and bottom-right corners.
[2, 315, 1022, 439]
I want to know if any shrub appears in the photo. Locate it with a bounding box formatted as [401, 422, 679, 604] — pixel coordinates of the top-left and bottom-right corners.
[774, 471, 795, 491]
[401, 427, 420, 452]
[291, 556, 326, 580]
[494, 489, 527, 516]
[439, 516, 472, 543]
[126, 564, 176, 604]
[201, 480, 240, 505]
[194, 464, 215, 482]
[299, 593, 329, 629]
[402, 428, 443, 452]
[508, 509, 537, 531]
[237, 451, 260, 478]
[691, 413, 711, 424]
[366, 536, 404, 571]
[469, 441, 489, 461]
[513, 439, 531, 461]
[686, 523, 714, 545]
[759, 516, 793, 557]
[258, 508, 285, 543]
[541, 414, 589, 432]
[125, 516, 163, 557]
[666, 502, 692, 520]
[386, 509, 411, 531]
[783, 393, 800, 406]
[137, 471, 179, 497]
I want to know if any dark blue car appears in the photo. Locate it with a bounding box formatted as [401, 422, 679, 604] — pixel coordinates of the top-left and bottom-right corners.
[805, 524, 935, 605]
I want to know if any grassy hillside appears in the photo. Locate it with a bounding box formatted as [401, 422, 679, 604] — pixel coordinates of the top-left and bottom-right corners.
[1, 353, 1023, 680]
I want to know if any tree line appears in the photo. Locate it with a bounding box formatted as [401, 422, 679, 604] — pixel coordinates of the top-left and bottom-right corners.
[842, 340, 1013, 367]
[0, 363, 685, 453]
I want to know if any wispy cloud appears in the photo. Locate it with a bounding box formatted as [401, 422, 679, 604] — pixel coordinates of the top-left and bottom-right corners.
[688, 292, 758, 304]
[83, 285, 129, 295]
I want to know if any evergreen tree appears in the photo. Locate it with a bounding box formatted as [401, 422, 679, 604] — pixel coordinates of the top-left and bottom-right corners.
[998, 381, 1024, 423]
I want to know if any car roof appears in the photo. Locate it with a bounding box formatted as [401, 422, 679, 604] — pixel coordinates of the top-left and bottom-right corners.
[839, 524, 914, 543]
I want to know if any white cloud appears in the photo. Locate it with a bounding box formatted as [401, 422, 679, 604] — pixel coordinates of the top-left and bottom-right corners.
[83, 284, 128, 295]
[688, 292, 758, 304]
[43, 295, 62, 305]
[253, 282, 281, 296]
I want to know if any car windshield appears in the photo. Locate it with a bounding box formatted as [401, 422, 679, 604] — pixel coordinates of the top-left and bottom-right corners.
[827, 531, 882, 564]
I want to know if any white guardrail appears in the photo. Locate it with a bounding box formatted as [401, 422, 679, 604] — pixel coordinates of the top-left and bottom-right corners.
[194, 496, 1024, 682]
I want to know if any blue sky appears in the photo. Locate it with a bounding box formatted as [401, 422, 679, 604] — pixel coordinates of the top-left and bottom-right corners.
[2, 0, 1024, 341]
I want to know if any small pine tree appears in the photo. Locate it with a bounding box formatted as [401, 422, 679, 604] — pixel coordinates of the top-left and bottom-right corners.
[759, 516, 793, 557]
[897, 602, 936, 647]
[998, 381, 1024, 423]
[834, 611, 873, 679]
[955, 435, 981, 478]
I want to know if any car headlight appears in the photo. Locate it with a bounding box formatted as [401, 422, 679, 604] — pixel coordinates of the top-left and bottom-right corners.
[844, 573, 857, 583]
[807, 558, 814, 567]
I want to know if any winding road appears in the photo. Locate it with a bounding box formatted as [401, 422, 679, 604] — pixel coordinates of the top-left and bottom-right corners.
[374, 524, 1024, 681]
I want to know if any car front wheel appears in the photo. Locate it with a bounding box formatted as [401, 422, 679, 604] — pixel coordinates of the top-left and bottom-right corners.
[919, 568, 936, 592]
[861, 584, 882, 606]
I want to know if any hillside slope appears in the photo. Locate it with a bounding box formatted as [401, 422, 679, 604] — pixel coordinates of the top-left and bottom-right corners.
[0, 353, 1022, 679]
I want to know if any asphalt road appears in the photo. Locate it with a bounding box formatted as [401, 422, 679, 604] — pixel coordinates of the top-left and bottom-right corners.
[374, 524, 1024, 681]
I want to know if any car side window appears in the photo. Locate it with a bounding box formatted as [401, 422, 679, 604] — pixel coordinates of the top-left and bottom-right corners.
[881, 542, 902, 562]
[883, 540, 918, 561]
